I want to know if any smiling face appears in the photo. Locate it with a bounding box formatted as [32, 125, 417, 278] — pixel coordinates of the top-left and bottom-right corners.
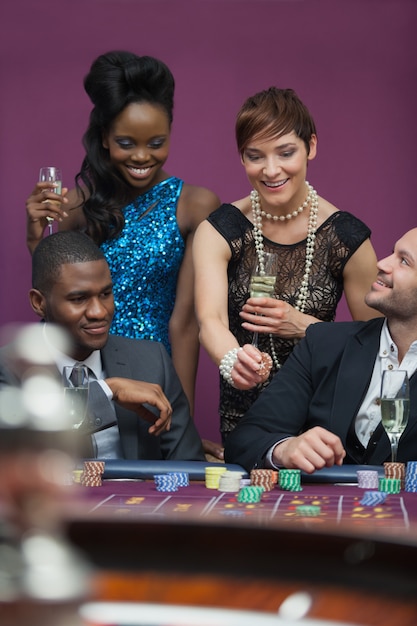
[102, 101, 171, 193]
[365, 228, 417, 321]
[241, 130, 317, 215]
[30, 260, 114, 361]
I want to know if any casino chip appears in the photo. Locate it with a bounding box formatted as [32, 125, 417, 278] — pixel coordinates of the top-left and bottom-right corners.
[154, 473, 178, 492]
[357, 470, 379, 489]
[279, 469, 302, 492]
[218, 471, 245, 493]
[237, 485, 265, 503]
[80, 460, 105, 487]
[250, 469, 278, 492]
[219, 509, 246, 517]
[405, 461, 417, 493]
[72, 469, 83, 484]
[295, 505, 321, 517]
[384, 462, 405, 489]
[360, 491, 388, 506]
[167, 471, 189, 487]
[379, 478, 401, 494]
[205, 466, 227, 489]
[257, 352, 273, 377]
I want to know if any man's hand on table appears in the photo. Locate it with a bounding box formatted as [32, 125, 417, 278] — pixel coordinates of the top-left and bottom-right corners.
[272, 426, 346, 474]
[203, 439, 225, 462]
[106, 377, 172, 436]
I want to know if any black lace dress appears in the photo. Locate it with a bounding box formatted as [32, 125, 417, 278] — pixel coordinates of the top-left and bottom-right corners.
[207, 204, 372, 443]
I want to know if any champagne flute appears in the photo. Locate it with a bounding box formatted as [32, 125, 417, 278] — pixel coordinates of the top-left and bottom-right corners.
[63, 364, 90, 430]
[380, 369, 410, 462]
[39, 166, 62, 235]
[249, 252, 278, 347]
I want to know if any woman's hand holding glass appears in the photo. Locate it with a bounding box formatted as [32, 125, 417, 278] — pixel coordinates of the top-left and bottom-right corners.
[249, 253, 278, 347]
[241, 297, 318, 341]
[26, 168, 68, 245]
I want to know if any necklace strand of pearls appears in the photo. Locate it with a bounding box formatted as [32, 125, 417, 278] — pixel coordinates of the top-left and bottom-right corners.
[250, 181, 319, 370]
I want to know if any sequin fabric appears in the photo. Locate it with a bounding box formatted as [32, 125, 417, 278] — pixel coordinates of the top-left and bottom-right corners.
[101, 177, 184, 353]
[207, 205, 372, 442]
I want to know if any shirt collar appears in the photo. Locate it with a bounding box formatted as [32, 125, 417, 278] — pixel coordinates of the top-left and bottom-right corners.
[379, 318, 417, 361]
[42, 324, 103, 379]
[379, 319, 395, 359]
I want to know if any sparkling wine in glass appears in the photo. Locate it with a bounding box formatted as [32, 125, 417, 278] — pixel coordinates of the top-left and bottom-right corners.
[249, 252, 278, 347]
[39, 166, 62, 235]
[63, 364, 89, 430]
[380, 369, 410, 462]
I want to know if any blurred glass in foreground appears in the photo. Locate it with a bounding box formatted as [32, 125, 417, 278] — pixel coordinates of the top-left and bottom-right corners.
[0, 323, 91, 626]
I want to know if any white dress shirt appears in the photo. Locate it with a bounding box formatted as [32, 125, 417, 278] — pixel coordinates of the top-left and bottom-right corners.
[355, 319, 417, 446]
[43, 325, 122, 458]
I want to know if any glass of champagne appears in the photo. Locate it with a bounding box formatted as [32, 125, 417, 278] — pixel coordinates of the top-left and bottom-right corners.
[249, 252, 278, 347]
[63, 364, 90, 430]
[380, 369, 410, 462]
[39, 166, 62, 235]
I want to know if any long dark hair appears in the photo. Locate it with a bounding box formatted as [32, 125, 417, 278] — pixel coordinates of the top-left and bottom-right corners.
[75, 50, 175, 244]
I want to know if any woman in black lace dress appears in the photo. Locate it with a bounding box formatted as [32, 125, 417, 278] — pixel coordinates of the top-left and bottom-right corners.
[193, 87, 381, 445]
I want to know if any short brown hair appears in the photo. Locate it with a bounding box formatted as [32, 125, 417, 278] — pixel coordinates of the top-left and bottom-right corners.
[236, 87, 317, 156]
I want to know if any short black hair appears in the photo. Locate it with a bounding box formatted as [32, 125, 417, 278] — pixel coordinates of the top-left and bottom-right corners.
[32, 231, 106, 293]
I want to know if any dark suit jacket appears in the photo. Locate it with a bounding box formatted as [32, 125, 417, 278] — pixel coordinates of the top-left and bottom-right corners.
[0, 334, 205, 462]
[224, 318, 417, 471]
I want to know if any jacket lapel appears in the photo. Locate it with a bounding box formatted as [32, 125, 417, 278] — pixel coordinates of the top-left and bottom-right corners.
[101, 336, 139, 460]
[330, 319, 384, 444]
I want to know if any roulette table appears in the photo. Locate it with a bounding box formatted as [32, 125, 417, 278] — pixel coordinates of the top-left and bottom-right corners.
[0, 461, 417, 626]
[60, 461, 417, 626]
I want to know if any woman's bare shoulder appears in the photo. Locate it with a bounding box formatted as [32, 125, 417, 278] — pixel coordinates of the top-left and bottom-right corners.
[181, 182, 220, 209]
[177, 183, 221, 232]
[316, 194, 339, 225]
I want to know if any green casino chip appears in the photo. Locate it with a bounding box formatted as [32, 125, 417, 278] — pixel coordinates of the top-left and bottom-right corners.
[295, 505, 321, 517]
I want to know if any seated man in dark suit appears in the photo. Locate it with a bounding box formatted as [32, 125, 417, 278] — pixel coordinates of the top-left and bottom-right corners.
[224, 227, 417, 473]
[0, 231, 205, 461]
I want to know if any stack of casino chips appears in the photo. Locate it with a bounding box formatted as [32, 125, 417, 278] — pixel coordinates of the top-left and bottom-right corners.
[356, 469, 380, 489]
[404, 461, 417, 493]
[72, 469, 83, 484]
[237, 485, 265, 503]
[384, 462, 405, 489]
[378, 477, 401, 494]
[217, 470, 245, 493]
[250, 469, 278, 491]
[167, 471, 189, 487]
[360, 491, 388, 506]
[154, 473, 179, 492]
[81, 460, 105, 487]
[205, 466, 227, 489]
[278, 469, 302, 492]
[295, 504, 321, 517]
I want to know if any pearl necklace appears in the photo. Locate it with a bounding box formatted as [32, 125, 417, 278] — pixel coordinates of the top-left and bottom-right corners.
[250, 181, 319, 369]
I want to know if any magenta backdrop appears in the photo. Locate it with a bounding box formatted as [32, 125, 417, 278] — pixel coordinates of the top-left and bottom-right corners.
[1, 0, 416, 443]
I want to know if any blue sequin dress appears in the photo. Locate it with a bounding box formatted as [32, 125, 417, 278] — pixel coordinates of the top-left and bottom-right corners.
[101, 177, 185, 354]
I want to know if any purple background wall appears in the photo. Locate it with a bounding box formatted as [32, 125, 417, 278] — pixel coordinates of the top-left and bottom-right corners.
[1, 0, 416, 444]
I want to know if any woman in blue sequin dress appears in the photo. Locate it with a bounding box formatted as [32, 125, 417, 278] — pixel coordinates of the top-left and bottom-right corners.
[26, 51, 222, 459]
